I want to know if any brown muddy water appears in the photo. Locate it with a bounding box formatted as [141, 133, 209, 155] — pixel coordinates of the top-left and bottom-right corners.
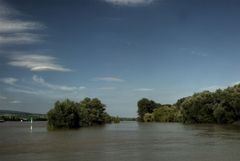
[1, 121, 240, 161]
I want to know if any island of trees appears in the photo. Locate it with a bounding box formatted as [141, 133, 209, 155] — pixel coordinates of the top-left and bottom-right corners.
[138, 83, 240, 124]
[47, 97, 120, 129]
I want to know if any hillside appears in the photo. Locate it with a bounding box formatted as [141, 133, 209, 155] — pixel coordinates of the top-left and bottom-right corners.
[0, 110, 47, 121]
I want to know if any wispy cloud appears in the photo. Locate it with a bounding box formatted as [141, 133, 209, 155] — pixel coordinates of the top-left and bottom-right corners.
[0, 76, 44, 95]
[0, 19, 44, 33]
[190, 50, 208, 57]
[98, 87, 116, 90]
[94, 77, 124, 82]
[0, 0, 44, 45]
[7, 87, 41, 95]
[103, 0, 155, 6]
[8, 54, 72, 72]
[134, 88, 153, 91]
[32, 75, 85, 92]
[0, 77, 18, 85]
[0, 0, 18, 16]
[10, 100, 21, 104]
[0, 33, 42, 45]
[179, 48, 209, 57]
[0, 95, 7, 100]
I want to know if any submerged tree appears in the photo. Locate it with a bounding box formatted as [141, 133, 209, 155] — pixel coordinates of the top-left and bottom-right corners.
[47, 99, 79, 129]
[177, 84, 240, 124]
[47, 97, 113, 129]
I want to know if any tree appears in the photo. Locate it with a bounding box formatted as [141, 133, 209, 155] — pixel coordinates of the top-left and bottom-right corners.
[47, 98, 111, 129]
[178, 84, 240, 124]
[47, 99, 79, 129]
[80, 98, 106, 125]
[180, 91, 215, 123]
[137, 98, 158, 122]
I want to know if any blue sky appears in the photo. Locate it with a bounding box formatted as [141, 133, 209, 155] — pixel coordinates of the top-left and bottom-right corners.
[1, 0, 240, 117]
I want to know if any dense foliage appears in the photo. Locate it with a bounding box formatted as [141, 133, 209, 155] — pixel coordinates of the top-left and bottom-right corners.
[137, 84, 240, 124]
[176, 84, 240, 124]
[137, 98, 181, 122]
[153, 106, 181, 122]
[137, 98, 159, 121]
[0, 110, 47, 121]
[47, 98, 117, 129]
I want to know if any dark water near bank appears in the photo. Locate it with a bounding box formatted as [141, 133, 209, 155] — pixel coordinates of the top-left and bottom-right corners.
[1, 122, 240, 161]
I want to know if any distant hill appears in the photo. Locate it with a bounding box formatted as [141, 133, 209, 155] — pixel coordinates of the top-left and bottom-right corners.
[0, 110, 31, 115]
[0, 109, 45, 115]
[0, 109, 47, 121]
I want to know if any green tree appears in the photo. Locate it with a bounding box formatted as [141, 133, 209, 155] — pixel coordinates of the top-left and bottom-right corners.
[137, 98, 158, 122]
[80, 98, 106, 125]
[47, 97, 111, 129]
[178, 84, 240, 124]
[47, 99, 79, 129]
[153, 106, 180, 122]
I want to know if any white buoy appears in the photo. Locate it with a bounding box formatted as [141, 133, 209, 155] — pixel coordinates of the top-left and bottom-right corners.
[30, 117, 33, 132]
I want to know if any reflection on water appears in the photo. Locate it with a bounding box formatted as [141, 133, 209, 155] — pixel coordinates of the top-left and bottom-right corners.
[1, 121, 240, 161]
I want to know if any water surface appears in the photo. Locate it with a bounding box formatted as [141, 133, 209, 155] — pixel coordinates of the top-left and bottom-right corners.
[1, 121, 240, 161]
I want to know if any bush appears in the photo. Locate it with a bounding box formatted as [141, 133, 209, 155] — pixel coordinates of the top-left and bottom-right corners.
[153, 106, 180, 122]
[143, 113, 154, 122]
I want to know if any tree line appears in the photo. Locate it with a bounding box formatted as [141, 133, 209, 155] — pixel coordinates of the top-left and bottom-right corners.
[137, 84, 240, 124]
[137, 98, 182, 122]
[47, 97, 119, 129]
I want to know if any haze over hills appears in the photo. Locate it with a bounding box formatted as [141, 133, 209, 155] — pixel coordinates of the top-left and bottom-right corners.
[0, 109, 44, 115]
[0, 109, 47, 121]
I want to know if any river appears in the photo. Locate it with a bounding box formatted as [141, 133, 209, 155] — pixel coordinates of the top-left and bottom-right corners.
[1, 121, 240, 161]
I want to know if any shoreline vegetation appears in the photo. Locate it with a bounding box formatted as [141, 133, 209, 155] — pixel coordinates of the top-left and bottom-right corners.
[47, 97, 120, 129]
[0, 110, 47, 121]
[2, 83, 240, 127]
[138, 84, 240, 124]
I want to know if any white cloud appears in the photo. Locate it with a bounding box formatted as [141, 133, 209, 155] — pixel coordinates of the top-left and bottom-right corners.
[232, 81, 240, 86]
[0, 0, 44, 45]
[0, 77, 18, 85]
[8, 54, 72, 72]
[32, 75, 86, 92]
[134, 88, 153, 91]
[7, 87, 41, 95]
[94, 77, 124, 82]
[0, 19, 44, 33]
[79, 86, 86, 90]
[10, 100, 21, 104]
[0, 33, 42, 45]
[104, 0, 155, 6]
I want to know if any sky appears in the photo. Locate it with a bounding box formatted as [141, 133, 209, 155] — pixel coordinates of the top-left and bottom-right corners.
[1, 0, 240, 117]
